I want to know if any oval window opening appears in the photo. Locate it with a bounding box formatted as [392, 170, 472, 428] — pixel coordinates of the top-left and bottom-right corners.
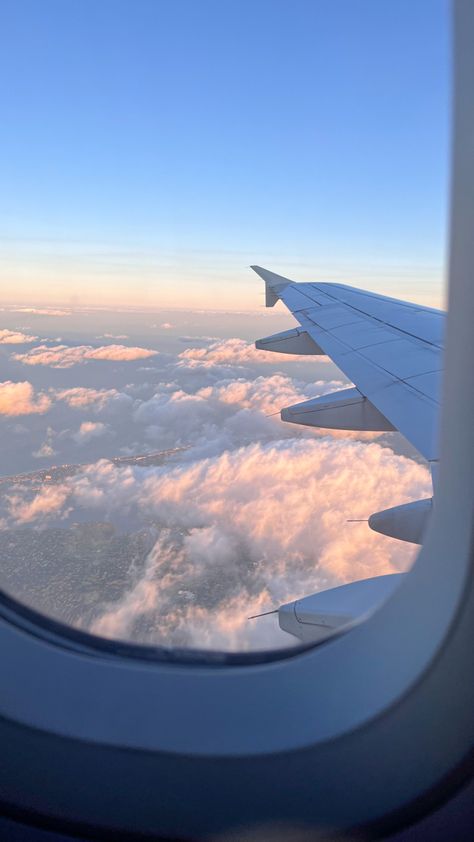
[0, 2, 448, 655]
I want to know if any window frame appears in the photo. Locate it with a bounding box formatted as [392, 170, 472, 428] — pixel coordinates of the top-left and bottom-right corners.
[0, 2, 472, 837]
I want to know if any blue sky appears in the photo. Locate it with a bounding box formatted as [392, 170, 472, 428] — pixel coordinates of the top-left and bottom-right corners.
[0, 0, 450, 309]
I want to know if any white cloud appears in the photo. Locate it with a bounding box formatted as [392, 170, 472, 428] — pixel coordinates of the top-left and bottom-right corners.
[0, 329, 38, 344]
[133, 374, 370, 457]
[0, 331, 431, 652]
[177, 337, 329, 370]
[54, 387, 123, 410]
[72, 421, 110, 444]
[12, 343, 159, 368]
[88, 440, 429, 649]
[100, 333, 129, 340]
[32, 426, 58, 459]
[178, 335, 219, 344]
[0, 380, 51, 416]
[33, 443, 56, 458]
[160, 322, 173, 329]
[11, 307, 71, 317]
[6, 484, 71, 524]
[4, 436, 430, 650]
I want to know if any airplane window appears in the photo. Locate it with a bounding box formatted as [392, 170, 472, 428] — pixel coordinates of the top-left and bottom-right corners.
[0, 1, 448, 655]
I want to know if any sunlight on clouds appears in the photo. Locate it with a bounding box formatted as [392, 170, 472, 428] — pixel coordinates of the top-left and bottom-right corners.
[72, 421, 110, 444]
[54, 387, 123, 410]
[177, 337, 331, 369]
[10, 307, 72, 317]
[0, 313, 433, 651]
[0, 329, 38, 344]
[6, 484, 71, 525]
[12, 343, 159, 368]
[4, 438, 430, 650]
[0, 380, 51, 416]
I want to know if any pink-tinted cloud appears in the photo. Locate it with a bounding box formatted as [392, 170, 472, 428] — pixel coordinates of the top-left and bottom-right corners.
[177, 337, 330, 369]
[0, 329, 38, 344]
[85, 440, 430, 648]
[13, 343, 158, 368]
[11, 307, 71, 317]
[0, 380, 51, 416]
[4, 436, 430, 650]
[6, 484, 71, 524]
[55, 387, 122, 410]
[72, 421, 110, 444]
[0, 322, 431, 652]
[133, 374, 377, 456]
[197, 375, 343, 416]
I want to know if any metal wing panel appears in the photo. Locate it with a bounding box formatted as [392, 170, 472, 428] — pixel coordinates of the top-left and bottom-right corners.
[358, 339, 442, 380]
[300, 305, 363, 330]
[330, 322, 399, 349]
[404, 371, 442, 403]
[315, 283, 445, 348]
[280, 286, 321, 312]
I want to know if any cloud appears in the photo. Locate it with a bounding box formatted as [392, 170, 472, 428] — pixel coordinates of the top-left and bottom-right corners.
[160, 322, 173, 329]
[33, 427, 57, 459]
[54, 387, 123, 410]
[178, 335, 220, 345]
[87, 440, 429, 649]
[0, 329, 38, 344]
[33, 442, 56, 458]
[11, 307, 72, 316]
[100, 333, 129, 339]
[6, 484, 71, 524]
[0, 380, 51, 416]
[0, 329, 430, 652]
[72, 421, 110, 444]
[133, 374, 367, 457]
[12, 343, 159, 368]
[11, 307, 71, 317]
[4, 436, 430, 650]
[177, 337, 323, 370]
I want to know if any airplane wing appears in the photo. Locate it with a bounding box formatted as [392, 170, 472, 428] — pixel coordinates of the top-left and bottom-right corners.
[251, 266, 445, 641]
[252, 266, 445, 640]
[252, 266, 444, 467]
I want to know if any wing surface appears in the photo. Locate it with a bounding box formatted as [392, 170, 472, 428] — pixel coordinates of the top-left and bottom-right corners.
[252, 266, 444, 465]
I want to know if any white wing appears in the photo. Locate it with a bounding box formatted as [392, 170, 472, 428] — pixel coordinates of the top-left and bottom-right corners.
[252, 265, 445, 640]
[252, 265, 443, 464]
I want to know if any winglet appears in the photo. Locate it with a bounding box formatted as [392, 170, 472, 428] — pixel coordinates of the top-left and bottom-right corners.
[251, 265, 292, 307]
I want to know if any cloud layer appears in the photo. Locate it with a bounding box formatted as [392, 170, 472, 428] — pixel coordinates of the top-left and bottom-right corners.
[4, 437, 430, 650]
[12, 343, 159, 368]
[0, 326, 431, 652]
